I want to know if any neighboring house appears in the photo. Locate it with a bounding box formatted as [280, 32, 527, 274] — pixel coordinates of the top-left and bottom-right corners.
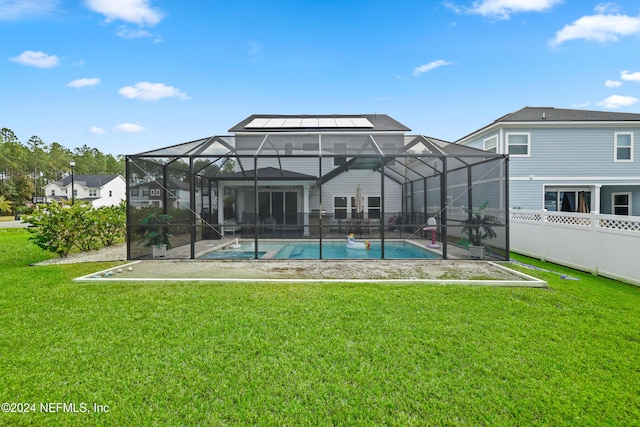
[45, 174, 126, 208]
[128, 177, 196, 210]
[456, 107, 640, 216]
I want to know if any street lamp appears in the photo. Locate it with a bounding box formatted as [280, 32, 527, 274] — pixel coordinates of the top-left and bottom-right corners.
[69, 160, 76, 204]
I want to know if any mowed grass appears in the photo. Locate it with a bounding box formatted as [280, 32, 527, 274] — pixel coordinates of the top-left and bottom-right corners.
[1, 229, 639, 426]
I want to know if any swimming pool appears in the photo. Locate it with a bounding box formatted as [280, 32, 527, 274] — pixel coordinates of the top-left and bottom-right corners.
[200, 240, 439, 260]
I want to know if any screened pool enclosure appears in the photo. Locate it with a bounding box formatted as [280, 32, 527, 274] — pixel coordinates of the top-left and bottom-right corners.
[126, 114, 509, 260]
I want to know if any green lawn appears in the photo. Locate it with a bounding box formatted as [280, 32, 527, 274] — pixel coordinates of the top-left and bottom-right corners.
[1, 228, 639, 426]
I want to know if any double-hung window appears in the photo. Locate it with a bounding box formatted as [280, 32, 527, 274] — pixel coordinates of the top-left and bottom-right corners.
[507, 133, 530, 156]
[334, 143, 347, 166]
[334, 197, 347, 219]
[484, 135, 498, 153]
[615, 132, 633, 162]
[612, 193, 631, 215]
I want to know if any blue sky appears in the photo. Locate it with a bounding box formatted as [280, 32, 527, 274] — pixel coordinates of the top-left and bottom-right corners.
[2, 0, 640, 156]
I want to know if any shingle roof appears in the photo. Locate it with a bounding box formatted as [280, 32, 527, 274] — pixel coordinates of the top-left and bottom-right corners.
[457, 106, 640, 142]
[229, 114, 411, 133]
[56, 174, 121, 188]
[215, 166, 317, 180]
[498, 107, 640, 122]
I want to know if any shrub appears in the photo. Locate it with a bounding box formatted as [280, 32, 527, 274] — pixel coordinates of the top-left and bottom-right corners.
[24, 201, 126, 257]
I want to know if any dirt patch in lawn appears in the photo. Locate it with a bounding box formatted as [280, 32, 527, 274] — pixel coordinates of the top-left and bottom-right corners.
[34, 243, 545, 286]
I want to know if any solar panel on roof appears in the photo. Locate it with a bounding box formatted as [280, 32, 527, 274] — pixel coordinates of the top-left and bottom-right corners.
[245, 117, 374, 129]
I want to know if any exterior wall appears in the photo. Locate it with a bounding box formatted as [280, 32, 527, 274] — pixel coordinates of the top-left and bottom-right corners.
[463, 125, 640, 213]
[45, 182, 64, 199]
[309, 169, 401, 217]
[91, 176, 126, 207]
[511, 209, 640, 286]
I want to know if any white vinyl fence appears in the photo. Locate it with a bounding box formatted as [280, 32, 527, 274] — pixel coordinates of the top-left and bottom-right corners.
[510, 210, 640, 286]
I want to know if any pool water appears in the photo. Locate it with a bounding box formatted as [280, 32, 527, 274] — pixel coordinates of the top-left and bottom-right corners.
[201, 241, 439, 260]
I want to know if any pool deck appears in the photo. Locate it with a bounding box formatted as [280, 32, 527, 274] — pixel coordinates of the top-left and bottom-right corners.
[155, 237, 475, 261]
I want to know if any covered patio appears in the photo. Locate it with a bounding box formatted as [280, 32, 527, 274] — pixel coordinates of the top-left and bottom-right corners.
[126, 115, 509, 260]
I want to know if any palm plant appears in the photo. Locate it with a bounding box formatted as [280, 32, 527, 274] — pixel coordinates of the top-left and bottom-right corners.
[138, 212, 172, 248]
[460, 200, 501, 247]
[0, 196, 12, 214]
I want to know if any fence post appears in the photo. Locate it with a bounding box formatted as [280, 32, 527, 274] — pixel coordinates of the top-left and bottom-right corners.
[591, 212, 598, 276]
[541, 209, 547, 262]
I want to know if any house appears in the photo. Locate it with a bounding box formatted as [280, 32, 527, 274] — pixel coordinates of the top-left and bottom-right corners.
[126, 114, 508, 260]
[128, 177, 196, 209]
[456, 106, 640, 216]
[45, 174, 126, 207]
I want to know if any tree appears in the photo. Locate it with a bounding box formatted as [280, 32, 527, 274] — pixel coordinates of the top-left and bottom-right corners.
[27, 135, 44, 197]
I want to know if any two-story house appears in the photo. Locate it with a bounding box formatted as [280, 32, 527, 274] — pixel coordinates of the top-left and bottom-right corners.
[128, 177, 194, 209]
[45, 174, 125, 207]
[456, 107, 640, 216]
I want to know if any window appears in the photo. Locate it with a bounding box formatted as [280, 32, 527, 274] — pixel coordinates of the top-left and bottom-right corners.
[334, 143, 347, 166]
[51, 189, 55, 196]
[150, 189, 161, 197]
[367, 196, 381, 219]
[544, 189, 591, 212]
[109, 190, 112, 197]
[484, 135, 498, 153]
[615, 132, 633, 162]
[507, 133, 529, 156]
[612, 193, 631, 215]
[131, 189, 139, 197]
[142, 189, 149, 197]
[334, 196, 347, 219]
[89, 189, 97, 197]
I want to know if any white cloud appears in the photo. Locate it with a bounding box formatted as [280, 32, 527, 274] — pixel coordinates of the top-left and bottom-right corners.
[445, 0, 562, 19]
[597, 94, 638, 108]
[621, 70, 640, 82]
[85, 0, 163, 26]
[114, 123, 145, 133]
[594, 2, 620, 14]
[116, 27, 153, 39]
[67, 78, 100, 88]
[10, 50, 59, 68]
[118, 82, 188, 101]
[413, 60, 453, 77]
[89, 126, 106, 134]
[605, 79, 622, 88]
[571, 102, 591, 108]
[0, 0, 59, 20]
[551, 11, 640, 46]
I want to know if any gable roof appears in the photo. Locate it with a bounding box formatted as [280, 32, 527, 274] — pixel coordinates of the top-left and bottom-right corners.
[457, 106, 640, 142]
[498, 107, 640, 122]
[51, 174, 121, 188]
[229, 114, 411, 133]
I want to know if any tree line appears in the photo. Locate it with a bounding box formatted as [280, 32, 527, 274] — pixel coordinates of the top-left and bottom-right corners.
[0, 127, 125, 215]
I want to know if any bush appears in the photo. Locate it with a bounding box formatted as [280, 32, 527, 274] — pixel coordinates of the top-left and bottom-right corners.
[24, 201, 126, 257]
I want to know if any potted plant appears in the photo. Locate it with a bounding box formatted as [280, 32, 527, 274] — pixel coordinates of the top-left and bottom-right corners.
[139, 212, 172, 258]
[460, 201, 501, 259]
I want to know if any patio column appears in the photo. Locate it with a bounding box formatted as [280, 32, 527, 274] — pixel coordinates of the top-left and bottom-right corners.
[303, 183, 310, 236]
[591, 184, 601, 214]
[217, 183, 225, 231]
